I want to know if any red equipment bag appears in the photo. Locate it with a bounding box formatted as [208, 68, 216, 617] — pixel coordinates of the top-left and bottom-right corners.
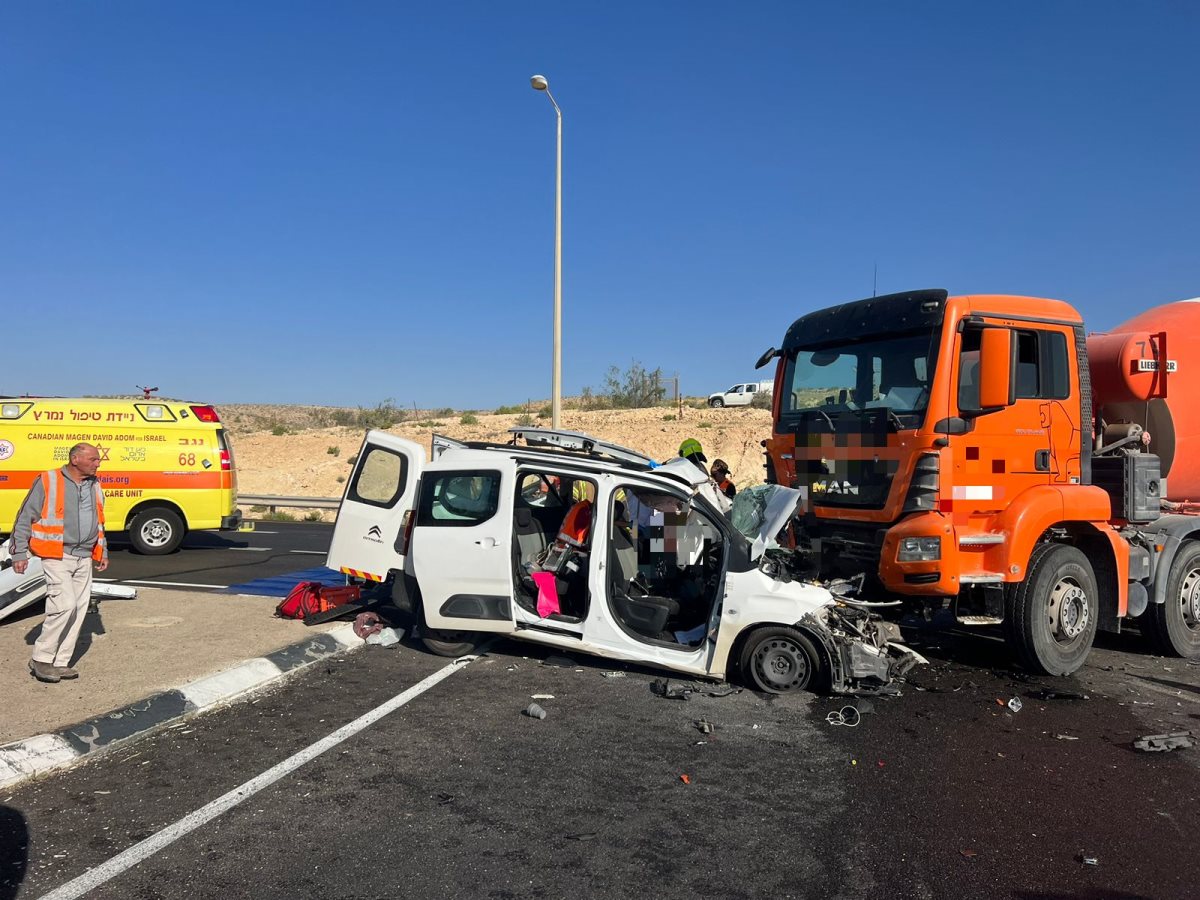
[275, 581, 363, 620]
[275, 581, 324, 619]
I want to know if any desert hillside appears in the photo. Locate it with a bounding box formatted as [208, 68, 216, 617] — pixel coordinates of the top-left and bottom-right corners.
[222, 404, 773, 516]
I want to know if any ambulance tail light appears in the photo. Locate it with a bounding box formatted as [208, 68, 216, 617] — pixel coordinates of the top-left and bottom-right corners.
[216, 429, 234, 471]
[190, 405, 220, 423]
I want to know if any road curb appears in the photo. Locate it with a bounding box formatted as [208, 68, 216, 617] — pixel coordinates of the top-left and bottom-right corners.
[0, 623, 362, 790]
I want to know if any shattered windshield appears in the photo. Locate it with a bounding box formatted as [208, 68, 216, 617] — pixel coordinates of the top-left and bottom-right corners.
[779, 329, 940, 430]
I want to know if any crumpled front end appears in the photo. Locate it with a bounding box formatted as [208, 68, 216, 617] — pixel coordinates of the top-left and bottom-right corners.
[799, 604, 926, 695]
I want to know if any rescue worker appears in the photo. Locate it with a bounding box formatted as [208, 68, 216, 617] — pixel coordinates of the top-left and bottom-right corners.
[9, 442, 108, 683]
[710, 459, 737, 499]
[676, 438, 732, 515]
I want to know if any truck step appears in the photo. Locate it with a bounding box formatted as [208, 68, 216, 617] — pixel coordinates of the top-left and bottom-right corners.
[956, 614, 1004, 626]
[958, 533, 1006, 547]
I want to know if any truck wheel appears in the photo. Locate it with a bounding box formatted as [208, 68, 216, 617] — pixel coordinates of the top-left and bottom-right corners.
[128, 507, 185, 555]
[420, 628, 481, 658]
[709, 398, 724, 408]
[1005, 543, 1098, 676]
[740, 626, 820, 693]
[1141, 541, 1200, 659]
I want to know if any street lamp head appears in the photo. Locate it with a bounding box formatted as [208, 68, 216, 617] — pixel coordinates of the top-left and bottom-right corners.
[530, 74, 549, 91]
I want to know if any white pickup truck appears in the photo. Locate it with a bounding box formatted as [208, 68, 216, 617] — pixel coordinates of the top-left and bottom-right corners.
[708, 381, 773, 408]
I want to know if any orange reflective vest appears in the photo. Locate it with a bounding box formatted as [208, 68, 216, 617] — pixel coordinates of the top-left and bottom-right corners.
[556, 500, 593, 548]
[28, 470, 107, 563]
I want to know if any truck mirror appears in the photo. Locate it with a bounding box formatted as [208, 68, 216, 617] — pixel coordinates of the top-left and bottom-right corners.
[978, 327, 1015, 409]
[754, 347, 777, 370]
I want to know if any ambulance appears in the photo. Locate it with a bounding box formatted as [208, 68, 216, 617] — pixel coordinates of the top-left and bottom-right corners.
[0, 397, 241, 555]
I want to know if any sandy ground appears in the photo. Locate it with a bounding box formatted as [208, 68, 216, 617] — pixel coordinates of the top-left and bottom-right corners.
[224, 404, 773, 513]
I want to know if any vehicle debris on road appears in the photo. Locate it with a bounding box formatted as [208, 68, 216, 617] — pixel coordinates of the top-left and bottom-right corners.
[825, 706, 862, 727]
[1133, 731, 1195, 752]
[523, 703, 547, 720]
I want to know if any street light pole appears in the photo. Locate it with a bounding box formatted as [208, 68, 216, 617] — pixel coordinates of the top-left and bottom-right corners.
[531, 74, 563, 429]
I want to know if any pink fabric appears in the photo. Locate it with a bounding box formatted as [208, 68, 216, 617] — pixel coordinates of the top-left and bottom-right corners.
[532, 571, 560, 617]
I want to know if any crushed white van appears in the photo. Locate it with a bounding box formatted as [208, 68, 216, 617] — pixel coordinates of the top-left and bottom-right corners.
[327, 428, 921, 694]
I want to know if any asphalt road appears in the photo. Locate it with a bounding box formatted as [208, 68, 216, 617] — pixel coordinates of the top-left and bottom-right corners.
[99, 522, 335, 592]
[4, 622, 1199, 899]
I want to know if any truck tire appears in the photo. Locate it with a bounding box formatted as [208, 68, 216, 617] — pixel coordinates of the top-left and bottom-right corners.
[1005, 543, 1098, 676]
[1141, 541, 1200, 659]
[128, 507, 185, 555]
[709, 398, 724, 408]
[739, 626, 820, 693]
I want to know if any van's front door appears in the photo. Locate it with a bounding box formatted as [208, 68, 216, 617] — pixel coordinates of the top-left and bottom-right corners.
[326, 431, 425, 583]
[413, 460, 518, 634]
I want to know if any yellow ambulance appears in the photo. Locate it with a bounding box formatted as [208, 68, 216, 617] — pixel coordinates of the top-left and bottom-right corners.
[0, 397, 241, 555]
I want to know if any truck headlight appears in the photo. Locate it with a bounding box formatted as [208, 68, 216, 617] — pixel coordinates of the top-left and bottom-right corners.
[898, 536, 941, 562]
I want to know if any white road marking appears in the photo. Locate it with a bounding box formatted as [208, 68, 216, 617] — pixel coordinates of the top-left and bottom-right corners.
[38, 656, 476, 900]
[251, 530, 279, 534]
[227, 547, 271, 552]
[121, 580, 229, 589]
[288, 549, 325, 555]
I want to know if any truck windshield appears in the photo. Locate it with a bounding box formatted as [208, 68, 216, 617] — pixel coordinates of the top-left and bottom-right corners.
[779, 329, 940, 431]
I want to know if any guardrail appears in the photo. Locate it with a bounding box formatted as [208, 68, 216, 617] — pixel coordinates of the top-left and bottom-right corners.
[237, 493, 342, 513]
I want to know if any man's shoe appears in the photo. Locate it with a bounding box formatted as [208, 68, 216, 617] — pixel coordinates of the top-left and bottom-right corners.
[29, 659, 61, 683]
[54, 666, 79, 679]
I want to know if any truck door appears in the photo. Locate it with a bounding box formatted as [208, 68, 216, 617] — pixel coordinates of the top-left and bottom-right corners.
[326, 431, 425, 582]
[413, 459, 519, 634]
[955, 322, 1077, 499]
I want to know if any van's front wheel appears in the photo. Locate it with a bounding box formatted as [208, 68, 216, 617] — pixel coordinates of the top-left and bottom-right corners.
[740, 626, 820, 693]
[129, 507, 185, 555]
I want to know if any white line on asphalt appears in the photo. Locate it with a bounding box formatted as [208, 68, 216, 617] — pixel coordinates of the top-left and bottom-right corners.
[227, 547, 271, 552]
[251, 530, 279, 534]
[288, 549, 325, 555]
[38, 656, 477, 900]
[121, 580, 230, 589]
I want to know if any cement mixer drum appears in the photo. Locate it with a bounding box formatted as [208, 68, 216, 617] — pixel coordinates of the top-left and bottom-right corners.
[1088, 299, 1200, 498]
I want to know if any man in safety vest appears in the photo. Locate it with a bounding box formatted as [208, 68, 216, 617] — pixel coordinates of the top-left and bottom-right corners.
[9, 442, 108, 683]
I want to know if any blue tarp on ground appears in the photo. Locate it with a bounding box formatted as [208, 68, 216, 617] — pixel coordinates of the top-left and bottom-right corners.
[225, 566, 346, 597]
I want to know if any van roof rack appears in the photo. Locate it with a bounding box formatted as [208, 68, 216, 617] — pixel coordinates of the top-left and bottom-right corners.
[506, 427, 657, 467]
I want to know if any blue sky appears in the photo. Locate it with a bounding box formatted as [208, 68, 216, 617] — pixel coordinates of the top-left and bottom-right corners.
[2, 2, 1196, 409]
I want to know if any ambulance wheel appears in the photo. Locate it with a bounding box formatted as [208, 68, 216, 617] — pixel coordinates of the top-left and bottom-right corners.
[709, 398, 724, 408]
[1141, 541, 1200, 659]
[1005, 543, 1097, 676]
[129, 507, 185, 555]
[420, 629, 481, 658]
[740, 626, 819, 693]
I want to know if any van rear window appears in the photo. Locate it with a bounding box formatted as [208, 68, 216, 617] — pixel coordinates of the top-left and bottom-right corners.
[348, 447, 409, 508]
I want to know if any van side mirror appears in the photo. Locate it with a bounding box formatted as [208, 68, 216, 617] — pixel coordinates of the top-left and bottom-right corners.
[978, 327, 1015, 409]
[754, 347, 777, 370]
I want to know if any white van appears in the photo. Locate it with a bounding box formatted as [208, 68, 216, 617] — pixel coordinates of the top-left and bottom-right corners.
[326, 428, 918, 694]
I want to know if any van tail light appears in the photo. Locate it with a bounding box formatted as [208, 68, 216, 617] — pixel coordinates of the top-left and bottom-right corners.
[219, 448, 231, 471]
[190, 405, 220, 422]
[396, 510, 416, 556]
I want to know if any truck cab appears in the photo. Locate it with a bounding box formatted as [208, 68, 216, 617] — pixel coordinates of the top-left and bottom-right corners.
[761, 289, 1147, 675]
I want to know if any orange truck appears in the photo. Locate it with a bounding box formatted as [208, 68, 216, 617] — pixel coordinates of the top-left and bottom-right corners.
[758, 289, 1200, 675]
